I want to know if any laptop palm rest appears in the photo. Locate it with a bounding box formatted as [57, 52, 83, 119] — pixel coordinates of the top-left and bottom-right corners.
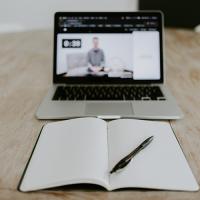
[85, 102, 133, 116]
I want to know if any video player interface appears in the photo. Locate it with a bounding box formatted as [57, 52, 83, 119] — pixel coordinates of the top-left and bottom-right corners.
[55, 13, 162, 81]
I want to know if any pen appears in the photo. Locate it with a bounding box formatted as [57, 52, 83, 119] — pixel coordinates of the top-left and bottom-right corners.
[110, 136, 154, 174]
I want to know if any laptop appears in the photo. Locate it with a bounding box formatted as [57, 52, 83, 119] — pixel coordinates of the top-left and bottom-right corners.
[36, 11, 183, 120]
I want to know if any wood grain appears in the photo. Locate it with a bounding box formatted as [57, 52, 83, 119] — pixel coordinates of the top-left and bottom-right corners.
[0, 29, 200, 199]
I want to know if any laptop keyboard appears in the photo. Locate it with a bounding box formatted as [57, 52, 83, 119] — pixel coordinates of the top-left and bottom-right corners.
[52, 86, 165, 101]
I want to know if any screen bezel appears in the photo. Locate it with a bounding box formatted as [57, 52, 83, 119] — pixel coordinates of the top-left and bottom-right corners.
[53, 11, 164, 84]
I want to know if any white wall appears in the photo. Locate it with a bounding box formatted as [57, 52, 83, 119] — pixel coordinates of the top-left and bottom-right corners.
[0, 0, 138, 33]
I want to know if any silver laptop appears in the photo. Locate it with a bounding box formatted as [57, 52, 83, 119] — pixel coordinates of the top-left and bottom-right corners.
[36, 11, 183, 120]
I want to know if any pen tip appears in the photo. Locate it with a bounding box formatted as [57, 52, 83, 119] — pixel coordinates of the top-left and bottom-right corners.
[110, 170, 115, 174]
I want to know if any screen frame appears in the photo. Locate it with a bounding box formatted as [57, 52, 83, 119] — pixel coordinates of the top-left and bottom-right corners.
[53, 11, 164, 84]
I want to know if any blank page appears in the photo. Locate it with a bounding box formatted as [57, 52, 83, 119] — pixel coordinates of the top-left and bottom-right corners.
[20, 118, 109, 191]
[108, 119, 199, 191]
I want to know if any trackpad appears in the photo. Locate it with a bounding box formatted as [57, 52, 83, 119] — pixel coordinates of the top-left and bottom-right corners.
[85, 102, 133, 115]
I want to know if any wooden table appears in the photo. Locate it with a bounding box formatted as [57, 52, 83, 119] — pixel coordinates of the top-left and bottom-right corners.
[0, 29, 200, 199]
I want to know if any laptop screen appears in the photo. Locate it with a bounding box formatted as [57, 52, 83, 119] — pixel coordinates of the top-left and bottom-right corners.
[54, 12, 163, 84]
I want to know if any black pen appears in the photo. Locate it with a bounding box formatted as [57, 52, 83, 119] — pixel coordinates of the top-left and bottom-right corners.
[110, 136, 154, 174]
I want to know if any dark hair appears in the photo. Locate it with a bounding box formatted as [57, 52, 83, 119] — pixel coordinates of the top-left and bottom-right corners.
[93, 37, 99, 40]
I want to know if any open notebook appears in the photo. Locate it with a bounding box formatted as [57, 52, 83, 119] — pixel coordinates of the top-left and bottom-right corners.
[19, 118, 199, 192]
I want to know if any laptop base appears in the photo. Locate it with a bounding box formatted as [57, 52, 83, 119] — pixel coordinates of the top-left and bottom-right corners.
[36, 84, 183, 120]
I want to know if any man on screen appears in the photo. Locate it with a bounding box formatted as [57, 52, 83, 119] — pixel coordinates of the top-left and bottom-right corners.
[87, 37, 109, 73]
